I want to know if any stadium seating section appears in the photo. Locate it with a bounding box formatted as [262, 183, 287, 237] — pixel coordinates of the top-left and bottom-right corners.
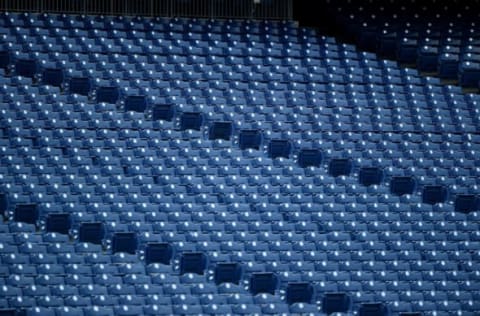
[323, 0, 480, 89]
[0, 9, 479, 316]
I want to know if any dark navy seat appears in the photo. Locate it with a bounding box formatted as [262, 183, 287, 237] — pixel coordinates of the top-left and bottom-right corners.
[46, 213, 71, 235]
[78, 222, 105, 245]
[249, 272, 278, 295]
[214, 262, 242, 285]
[145, 242, 173, 265]
[125, 96, 147, 112]
[239, 129, 262, 150]
[359, 167, 383, 186]
[180, 252, 207, 275]
[322, 292, 351, 314]
[209, 122, 233, 140]
[329, 158, 353, 177]
[180, 112, 203, 131]
[152, 104, 175, 121]
[42, 68, 65, 87]
[422, 185, 448, 205]
[268, 140, 292, 159]
[390, 176, 416, 196]
[358, 303, 390, 316]
[96, 86, 120, 103]
[15, 58, 39, 78]
[298, 149, 322, 168]
[112, 232, 138, 254]
[14, 204, 39, 225]
[454, 194, 478, 213]
[285, 282, 314, 304]
[69, 77, 92, 95]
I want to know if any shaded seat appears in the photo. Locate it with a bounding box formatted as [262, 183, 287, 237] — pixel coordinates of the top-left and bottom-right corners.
[249, 272, 278, 295]
[152, 104, 175, 121]
[422, 185, 448, 205]
[42, 68, 65, 87]
[145, 242, 173, 265]
[112, 232, 138, 254]
[359, 167, 383, 186]
[239, 129, 262, 150]
[358, 303, 390, 316]
[15, 58, 39, 78]
[0, 193, 7, 216]
[214, 262, 242, 285]
[0, 51, 12, 70]
[209, 122, 233, 140]
[46, 213, 71, 235]
[268, 140, 291, 159]
[180, 252, 207, 275]
[14, 204, 39, 225]
[454, 194, 478, 213]
[329, 158, 352, 177]
[96, 86, 120, 103]
[125, 96, 147, 112]
[180, 112, 203, 131]
[78, 222, 105, 245]
[322, 292, 351, 314]
[298, 149, 322, 168]
[69, 77, 92, 96]
[286, 282, 314, 304]
[390, 176, 416, 196]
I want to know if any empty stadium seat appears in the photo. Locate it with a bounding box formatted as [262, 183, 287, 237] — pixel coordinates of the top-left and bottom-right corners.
[209, 122, 233, 140]
[329, 158, 352, 177]
[15, 58, 39, 78]
[69, 77, 92, 95]
[145, 242, 174, 265]
[422, 185, 448, 205]
[298, 149, 322, 168]
[268, 140, 292, 159]
[124, 96, 147, 112]
[0, 309, 17, 316]
[239, 129, 262, 150]
[112, 232, 138, 254]
[214, 262, 242, 285]
[359, 167, 383, 186]
[45, 213, 71, 235]
[285, 282, 314, 304]
[322, 292, 351, 314]
[249, 272, 278, 295]
[390, 177, 416, 196]
[399, 313, 423, 316]
[152, 104, 175, 121]
[454, 194, 478, 213]
[180, 112, 203, 131]
[14, 204, 39, 225]
[358, 303, 390, 316]
[96, 86, 120, 103]
[42, 68, 64, 87]
[78, 222, 105, 244]
[180, 252, 207, 275]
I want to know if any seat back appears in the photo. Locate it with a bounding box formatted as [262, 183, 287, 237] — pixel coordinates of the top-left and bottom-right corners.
[286, 282, 314, 304]
[14, 204, 39, 225]
[359, 167, 383, 186]
[329, 158, 353, 177]
[46, 213, 71, 235]
[249, 272, 277, 295]
[209, 122, 233, 140]
[79, 222, 105, 244]
[390, 176, 416, 196]
[214, 262, 242, 285]
[298, 149, 322, 168]
[145, 242, 173, 265]
[268, 140, 291, 159]
[239, 129, 262, 150]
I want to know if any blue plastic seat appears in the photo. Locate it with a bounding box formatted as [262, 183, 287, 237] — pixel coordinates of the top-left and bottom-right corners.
[390, 176, 416, 196]
[14, 204, 38, 225]
[455, 194, 478, 213]
[322, 292, 351, 314]
[180, 252, 207, 275]
[249, 272, 278, 295]
[329, 158, 353, 177]
[209, 122, 233, 141]
[422, 185, 448, 205]
[45, 213, 71, 235]
[42, 68, 64, 87]
[152, 104, 175, 121]
[145, 242, 173, 265]
[268, 140, 291, 159]
[69, 77, 92, 96]
[214, 262, 242, 285]
[111, 232, 138, 254]
[78, 222, 105, 244]
[298, 149, 322, 168]
[358, 303, 390, 316]
[96, 86, 120, 103]
[125, 96, 147, 112]
[180, 112, 203, 131]
[239, 129, 262, 150]
[359, 167, 383, 186]
[286, 282, 314, 304]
